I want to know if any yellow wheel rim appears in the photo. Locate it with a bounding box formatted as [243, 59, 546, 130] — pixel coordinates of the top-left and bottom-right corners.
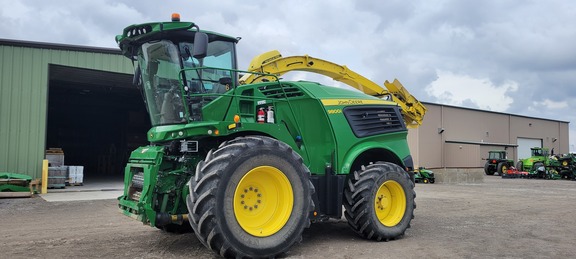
[562, 161, 568, 166]
[501, 165, 507, 173]
[374, 180, 406, 227]
[234, 166, 293, 237]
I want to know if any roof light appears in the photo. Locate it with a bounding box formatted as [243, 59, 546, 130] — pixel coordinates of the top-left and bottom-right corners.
[171, 13, 181, 22]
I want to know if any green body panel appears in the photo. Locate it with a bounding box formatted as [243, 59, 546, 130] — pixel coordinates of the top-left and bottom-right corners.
[0, 172, 33, 181]
[328, 113, 409, 175]
[0, 184, 30, 192]
[118, 146, 192, 226]
[299, 82, 410, 174]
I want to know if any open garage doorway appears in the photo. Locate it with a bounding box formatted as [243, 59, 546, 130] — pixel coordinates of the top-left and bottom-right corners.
[517, 138, 542, 160]
[46, 64, 150, 183]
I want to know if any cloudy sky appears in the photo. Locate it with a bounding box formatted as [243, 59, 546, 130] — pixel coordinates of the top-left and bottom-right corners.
[2, 0, 576, 151]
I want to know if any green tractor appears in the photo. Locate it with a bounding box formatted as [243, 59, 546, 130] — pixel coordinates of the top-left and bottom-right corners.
[516, 147, 560, 178]
[483, 150, 513, 175]
[115, 14, 426, 258]
[414, 167, 435, 183]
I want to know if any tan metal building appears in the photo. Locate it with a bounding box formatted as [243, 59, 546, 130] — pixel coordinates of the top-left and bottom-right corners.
[408, 102, 570, 169]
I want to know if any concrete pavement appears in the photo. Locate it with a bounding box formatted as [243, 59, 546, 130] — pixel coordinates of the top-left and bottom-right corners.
[40, 178, 124, 202]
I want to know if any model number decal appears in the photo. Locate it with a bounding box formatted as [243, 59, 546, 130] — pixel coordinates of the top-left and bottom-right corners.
[327, 109, 342, 114]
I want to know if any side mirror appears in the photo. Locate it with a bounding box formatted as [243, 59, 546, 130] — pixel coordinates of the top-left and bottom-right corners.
[193, 32, 208, 59]
[219, 77, 232, 85]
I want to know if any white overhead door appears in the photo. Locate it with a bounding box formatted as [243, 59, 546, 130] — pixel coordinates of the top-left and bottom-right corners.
[517, 138, 542, 159]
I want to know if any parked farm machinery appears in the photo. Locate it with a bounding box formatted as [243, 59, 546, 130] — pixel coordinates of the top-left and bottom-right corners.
[414, 167, 435, 183]
[504, 147, 576, 180]
[484, 150, 513, 176]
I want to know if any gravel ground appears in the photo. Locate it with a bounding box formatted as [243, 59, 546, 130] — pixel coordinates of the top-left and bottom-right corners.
[1, 176, 575, 258]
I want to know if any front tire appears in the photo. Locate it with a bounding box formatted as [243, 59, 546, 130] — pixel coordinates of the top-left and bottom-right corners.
[343, 162, 415, 241]
[533, 162, 545, 178]
[516, 161, 523, 171]
[186, 136, 314, 258]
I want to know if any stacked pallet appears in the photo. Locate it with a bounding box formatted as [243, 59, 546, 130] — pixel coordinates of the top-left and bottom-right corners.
[45, 148, 84, 187]
[68, 166, 84, 186]
[48, 166, 67, 189]
[46, 148, 65, 166]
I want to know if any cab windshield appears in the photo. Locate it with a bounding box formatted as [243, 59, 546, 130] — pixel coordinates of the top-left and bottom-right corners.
[531, 148, 547, 157]
[488, 152, 504, 160]
[137, 39, 235, 126]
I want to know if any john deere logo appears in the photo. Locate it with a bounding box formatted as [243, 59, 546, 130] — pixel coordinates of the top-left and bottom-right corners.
[338, 100, 364, 105]
[321, 99, 392, 106]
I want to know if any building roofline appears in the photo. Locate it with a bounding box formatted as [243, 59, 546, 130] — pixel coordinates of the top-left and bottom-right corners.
[0, 38, 121, 55]
[445, 140, 518, 147]
[422, 101, 570, 124]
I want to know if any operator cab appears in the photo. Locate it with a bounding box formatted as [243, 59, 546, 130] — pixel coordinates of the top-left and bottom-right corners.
[531, 148, 548, 157]
[116, 14, 239, 126]
[488, 151, 506, 160]
[137, 39, 236, 125]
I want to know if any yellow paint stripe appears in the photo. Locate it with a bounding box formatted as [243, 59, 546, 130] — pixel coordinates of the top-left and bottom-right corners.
[321, 99, 397, 106]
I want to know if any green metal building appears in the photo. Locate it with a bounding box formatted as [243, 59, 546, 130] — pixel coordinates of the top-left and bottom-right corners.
[0, 39, 149, 180]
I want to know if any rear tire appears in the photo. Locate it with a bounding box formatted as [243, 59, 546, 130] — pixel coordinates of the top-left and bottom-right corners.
[343, 162, 415, 241]
[497, 162, 508, 176]
[186, 136, 314, 258]
[484, 162, 494, 175]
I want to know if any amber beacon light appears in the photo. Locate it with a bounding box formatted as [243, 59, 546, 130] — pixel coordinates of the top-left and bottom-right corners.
[171, 13, 180, 22]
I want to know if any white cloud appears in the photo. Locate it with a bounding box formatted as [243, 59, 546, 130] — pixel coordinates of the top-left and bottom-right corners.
[530, 99, 569, 110]
[425, 70, 518, 112]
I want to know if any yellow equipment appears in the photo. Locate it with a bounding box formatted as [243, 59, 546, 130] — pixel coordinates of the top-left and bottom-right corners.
[240, 50, 427, 128]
